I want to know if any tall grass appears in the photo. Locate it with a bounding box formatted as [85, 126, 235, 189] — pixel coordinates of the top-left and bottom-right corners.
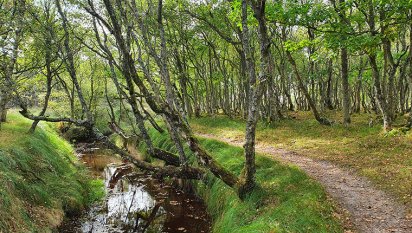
[0, 112, 102, 232]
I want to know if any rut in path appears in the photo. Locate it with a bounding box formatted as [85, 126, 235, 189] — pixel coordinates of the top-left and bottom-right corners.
[197, 133, 412, 233]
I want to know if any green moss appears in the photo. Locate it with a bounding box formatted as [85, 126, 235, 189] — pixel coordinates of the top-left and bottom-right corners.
[0, 112, 103, 232]
[145, 127, 343, 233]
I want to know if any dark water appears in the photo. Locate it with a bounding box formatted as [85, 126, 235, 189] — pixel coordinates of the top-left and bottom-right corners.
[59, 148, 211, 233]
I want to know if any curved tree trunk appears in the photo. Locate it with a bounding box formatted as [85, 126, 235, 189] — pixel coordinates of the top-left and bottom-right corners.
[286, 51, 332, 126]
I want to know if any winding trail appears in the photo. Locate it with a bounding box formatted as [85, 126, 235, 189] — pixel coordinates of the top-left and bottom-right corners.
[197, 133, 412, 233]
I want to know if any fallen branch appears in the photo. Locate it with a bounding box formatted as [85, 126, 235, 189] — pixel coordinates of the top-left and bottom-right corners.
[19, 109, 91, 128]
[99, 131, 205, 180]
[152, 147, 180, 166]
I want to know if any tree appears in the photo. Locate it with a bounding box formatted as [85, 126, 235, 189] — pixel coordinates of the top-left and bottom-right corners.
[0, 0, 26, 126]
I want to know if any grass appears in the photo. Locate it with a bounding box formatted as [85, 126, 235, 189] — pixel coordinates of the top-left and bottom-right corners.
[0, 111, 103, 232]
[190, 111, 412, 213]
[145, 127, 344, 233]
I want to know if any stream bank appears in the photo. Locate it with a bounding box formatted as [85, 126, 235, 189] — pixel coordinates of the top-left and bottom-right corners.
[0, 113, 98, 232]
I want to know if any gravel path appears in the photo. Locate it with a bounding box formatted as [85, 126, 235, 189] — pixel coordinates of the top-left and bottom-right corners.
[197, 133, 412, 233]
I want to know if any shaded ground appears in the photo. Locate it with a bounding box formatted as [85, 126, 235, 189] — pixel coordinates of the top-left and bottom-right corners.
[197, 132, 412, 233]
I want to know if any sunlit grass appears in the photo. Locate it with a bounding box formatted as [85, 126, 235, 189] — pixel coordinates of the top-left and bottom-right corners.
[190, 111, 412, 212]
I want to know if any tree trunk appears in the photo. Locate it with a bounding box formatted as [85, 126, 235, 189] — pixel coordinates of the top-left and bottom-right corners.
[365, 2, 392, 131]
[240, 49, 249, 119]
[325, 59, 334, 110]
[369, 54, 392, 131]
[56, 0, 94, 130]
[341, 48, 351, 125]
[286, 51, 332, 125]
[0, 89, 8, 123]
[0, 1, 25, 127]
[98, 0, 241, 192]
[29, 13, 55, 133]
[407, 16, 412, 128]
[238, 0, 259, 198]
[0, 98, 8, 123]
[354, 56, 364, 113]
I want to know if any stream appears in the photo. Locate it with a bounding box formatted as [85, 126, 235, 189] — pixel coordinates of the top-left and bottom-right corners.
[59, 144, 211, 233]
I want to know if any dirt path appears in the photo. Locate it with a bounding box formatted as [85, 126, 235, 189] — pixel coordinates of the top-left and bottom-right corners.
[197, 133, 412, 233]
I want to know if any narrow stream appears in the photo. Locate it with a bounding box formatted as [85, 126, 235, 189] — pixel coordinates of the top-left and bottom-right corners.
[59, 145, 211, 233]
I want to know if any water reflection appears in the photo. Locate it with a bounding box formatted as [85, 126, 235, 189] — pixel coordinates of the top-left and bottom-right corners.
[59, 150, 211, 233]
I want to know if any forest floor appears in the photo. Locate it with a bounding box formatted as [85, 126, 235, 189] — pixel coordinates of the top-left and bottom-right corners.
[191, 111, 412, 233]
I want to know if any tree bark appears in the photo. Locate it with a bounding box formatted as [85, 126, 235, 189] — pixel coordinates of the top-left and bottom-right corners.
[238, 0, 259, 198]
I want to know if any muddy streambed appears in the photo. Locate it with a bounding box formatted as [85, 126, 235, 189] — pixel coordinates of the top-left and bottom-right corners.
[59, 146, 211, 233]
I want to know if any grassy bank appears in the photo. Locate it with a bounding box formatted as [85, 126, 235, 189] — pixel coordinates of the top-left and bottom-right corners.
[0, 112, 102, 232]
[190, 111, 412, 212]
[145, 128, 344, 232]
